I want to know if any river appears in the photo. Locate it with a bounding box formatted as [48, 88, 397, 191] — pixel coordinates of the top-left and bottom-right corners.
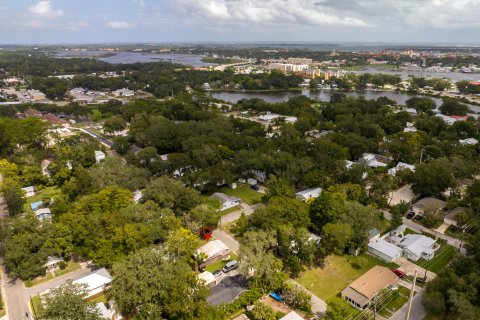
[210, 89, 480, 113]
[56, 51, 215, 67]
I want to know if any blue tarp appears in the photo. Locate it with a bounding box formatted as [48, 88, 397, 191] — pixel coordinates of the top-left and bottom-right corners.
[269, 292, 283, 301]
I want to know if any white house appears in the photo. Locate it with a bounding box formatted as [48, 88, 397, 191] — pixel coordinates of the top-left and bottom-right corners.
[399, 234, 436, 261]
[36, 208, 52, 221]
[72, 268, 112, 299]
[22, 186, 35, 198]
[210, 192, 241, 211]
[403, 122, 417, 133]
[368, 238, 403, 263]
[113, 88, 134, 97]
[43, 256, 65, 273]
[95, 150, 106, 163]
[258, 113, 281, 123]
[280, 311, 304, 320]
[405, 108, 418, 115]
[361, 153, 388, 168]
[459, 138, 479, 146]
[284, 116, 298, 124]
[388, 162, 416, 177]
[247, 178, 257, 186]
[196, 240, 230, 266]
[295, 187, 322, 202]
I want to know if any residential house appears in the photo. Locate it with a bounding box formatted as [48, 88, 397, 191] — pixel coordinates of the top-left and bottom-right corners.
[196, 240, 230, 267]
[202, 83, 211, 90]
[295, 187, 322, 202]
[388, 162, 416, 177]
[210, 192, 241, 211]
[95, 150, 106, 163]
[27, 89, 47, 101]
[412, 197, 446, 215]
[43, 256, 65, 273]
[36, 208, 52, 221]
[306, 129, 333, 139]
[72, 268, 112, 300]
[405, 108, 418, 115]
[403, 122, 417, 133]
[459, 138, 479, 146]
[22, 186, 35, 198]
[113, 88, 134, 97]
[398, 234, 437, 261]
[258, 113, 281, 123]
[247, 178, 257, 186]
[368, 238, 403, 262]
[284, 116, 298, 124]
[360, 153, 389, 168]
[444, 207, 467, 227]
[341, 266, 398, 309]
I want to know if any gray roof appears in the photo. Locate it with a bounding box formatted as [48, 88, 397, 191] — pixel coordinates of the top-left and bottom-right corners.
[368, 238, 402, 259]
[413, 197, 446, 212]
[400, 234, 436, 257]
[210, 192, 240, 204]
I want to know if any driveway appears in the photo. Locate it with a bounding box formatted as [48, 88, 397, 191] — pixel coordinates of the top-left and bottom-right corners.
[220, 203, 255, 225]
[213, 229, 240, 253]
[388, 185, 415, 206]
[207, 275, 248, 305]
[394, 257, 436, 282]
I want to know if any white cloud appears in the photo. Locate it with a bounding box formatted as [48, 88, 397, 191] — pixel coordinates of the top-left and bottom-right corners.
[131, 0, 146, 6]
[168, 0, 369, 27]
[107, 21, 136, 29]
[29, 1, 64, 18]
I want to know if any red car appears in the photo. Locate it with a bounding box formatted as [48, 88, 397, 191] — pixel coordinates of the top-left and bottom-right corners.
[392, 269, 406, 278]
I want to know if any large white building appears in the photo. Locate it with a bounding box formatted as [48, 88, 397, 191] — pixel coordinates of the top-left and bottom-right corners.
[295, 187, 322, 202]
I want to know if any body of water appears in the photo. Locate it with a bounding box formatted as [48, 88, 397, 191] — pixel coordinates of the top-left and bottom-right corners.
[211, 89, 480, 113]
[352, 68, 480, 82]
[56, 51, 214, 67]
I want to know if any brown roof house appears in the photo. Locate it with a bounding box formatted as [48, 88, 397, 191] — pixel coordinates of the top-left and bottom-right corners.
[341, 266, 398, 309]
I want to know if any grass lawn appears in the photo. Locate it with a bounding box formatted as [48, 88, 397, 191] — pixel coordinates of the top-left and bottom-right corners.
[416, 244, 457, 274]
[31, 295, 41, 317]
[296, 254, 398, 302]
[220, 205, 241, 215]
[217, 185, 263, 205]
[404, 228, 420, 235]
[23, 186, 61, 211]
[88, 292, 108, 303]
[205, 253, 238, 273]
[375, 217, 392, 234]
[378, 286, 412, 317]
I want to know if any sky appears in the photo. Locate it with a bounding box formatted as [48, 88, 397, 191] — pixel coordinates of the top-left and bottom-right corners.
[0, 0, 479, 44]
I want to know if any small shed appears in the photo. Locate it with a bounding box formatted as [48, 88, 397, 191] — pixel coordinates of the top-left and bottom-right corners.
[22, 186, 35, 198]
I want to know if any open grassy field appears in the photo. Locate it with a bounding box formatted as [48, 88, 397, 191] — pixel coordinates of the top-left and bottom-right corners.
[217, 185, 263, 205]
[296, 254, 398, 302]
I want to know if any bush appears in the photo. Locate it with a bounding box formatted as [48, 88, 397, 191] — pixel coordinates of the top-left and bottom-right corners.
[59, 261, 67, 270]
[282, 283, 312, 314]
[246, 302, 279, 320]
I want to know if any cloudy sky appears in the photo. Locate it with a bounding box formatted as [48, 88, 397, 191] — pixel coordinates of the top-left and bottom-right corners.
[0, 0, 479, 44]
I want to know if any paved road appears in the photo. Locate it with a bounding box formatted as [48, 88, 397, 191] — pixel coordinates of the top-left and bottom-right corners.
[288, 280, 327, 316]
[390, 289, 426, 320]
[1, 260, 32, 320]
[213, 229, 240, 253]
[78, 128, 114, 149]
[0, 192, 8, 219]
[383, 211, 464, 252]
[26, 266, 96, 296]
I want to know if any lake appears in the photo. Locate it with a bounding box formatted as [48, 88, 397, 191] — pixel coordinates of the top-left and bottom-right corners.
[211, 89, 480, 113]
[56, 51, 215, 67]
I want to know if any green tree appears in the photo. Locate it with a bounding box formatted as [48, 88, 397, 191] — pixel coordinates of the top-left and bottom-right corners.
[390, 201, 409, 229]
[439, 99, 469, 116]
[103, 116, 127, 133]
[110, 247, 212, 320]
[39, 283, 102, 320]
[410, 158, 456, 196]
[247, 302, 278, 320]
[321, 223, 353, 255]
[1, 178, 25, 216]
[324, 298, 352, 320]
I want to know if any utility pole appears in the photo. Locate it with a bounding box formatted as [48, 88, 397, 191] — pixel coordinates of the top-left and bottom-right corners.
[419, 148, 424, 163]
[405, 269, 418, 320]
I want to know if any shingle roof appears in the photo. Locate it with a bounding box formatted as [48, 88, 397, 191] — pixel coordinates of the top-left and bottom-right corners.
[345, 266, 398, 300]
[210, 192, 240, 204]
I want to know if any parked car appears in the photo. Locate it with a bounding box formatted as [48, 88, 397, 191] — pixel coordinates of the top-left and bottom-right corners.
[269, 292, 283, 301]
[250, 184, 260, 191]
[406, 211, 415, 219]
[415, 214, 424, 221]
[212, 270, 223, 277]
[222, 260, 238, 273]
[392, 269, 406, 278]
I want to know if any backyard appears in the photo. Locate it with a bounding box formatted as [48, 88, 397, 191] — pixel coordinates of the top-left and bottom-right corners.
[296, 254, 398, 302]
[378, 286, 412, 318]
[216, 185, 263, 205]
[23, 186, 61, 211]
[416, 243, 457, 274]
